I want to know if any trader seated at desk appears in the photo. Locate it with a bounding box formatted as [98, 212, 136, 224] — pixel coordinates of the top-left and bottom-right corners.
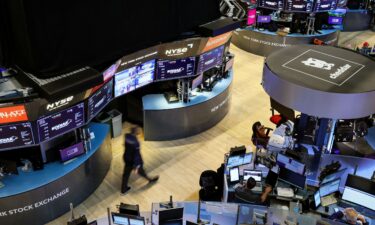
[329, 208, 369, 225]
[234, 177, 273, 204]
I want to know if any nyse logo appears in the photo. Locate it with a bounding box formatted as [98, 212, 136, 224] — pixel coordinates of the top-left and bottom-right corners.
[51, 119, 72, 131]
[165, 43, 194, 57]
[46, 96, 74, 111]
[0, 136, 18, 144]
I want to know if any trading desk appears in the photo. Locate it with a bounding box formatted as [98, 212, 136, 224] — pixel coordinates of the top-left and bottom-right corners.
[0, 123, 112, 225]
[143, 72, 232, 141]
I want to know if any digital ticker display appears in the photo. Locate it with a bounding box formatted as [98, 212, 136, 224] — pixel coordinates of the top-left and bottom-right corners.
[0, 123, 35, 150]
[37, 103, 85, 142]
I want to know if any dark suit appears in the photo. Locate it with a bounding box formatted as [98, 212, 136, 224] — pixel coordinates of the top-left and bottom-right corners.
[121, 133, 150, 193]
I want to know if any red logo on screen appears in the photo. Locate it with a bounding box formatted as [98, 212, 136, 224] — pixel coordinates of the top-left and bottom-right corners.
[0, 105, 28, 124]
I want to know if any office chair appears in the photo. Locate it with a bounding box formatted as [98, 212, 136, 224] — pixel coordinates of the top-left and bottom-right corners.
[199, 170, 221, 201]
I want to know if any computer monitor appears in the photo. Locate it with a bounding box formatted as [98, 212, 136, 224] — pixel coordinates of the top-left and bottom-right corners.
[314, 191, 321, 208]
[243, 170, 262, 182]
[342, 187, 375, 211]
[191, 74, 203, 90]
[319, 179, 340, 197]
[265, 170, 279, 188]
[257, 15, 271, 23]
[257, 0, 284, 10]
[278, 167, 306, 189]
[229, 167, 240, 183]
[128, 215, 145, 225]
[284, 0, 314, 13]
[328, 16, 343, 25]
[159, 207, 184, 223]
[277, 153, 305, 175]
[270, 98, 295, 121]
[313, 0, 338, 12]
[345, 174, 375, 195]
[227, 153, 252, 168]
[112, 212, 130, 225]
[321, 168, 347, 184]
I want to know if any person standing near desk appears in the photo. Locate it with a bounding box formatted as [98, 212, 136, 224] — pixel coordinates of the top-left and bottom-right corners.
[235, 177, 273, 204]
[121, 127, 159, 194]
[329, 208, 369, 225]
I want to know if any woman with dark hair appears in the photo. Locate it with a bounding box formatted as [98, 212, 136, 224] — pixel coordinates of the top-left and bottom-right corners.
[251, 121, 270, 148]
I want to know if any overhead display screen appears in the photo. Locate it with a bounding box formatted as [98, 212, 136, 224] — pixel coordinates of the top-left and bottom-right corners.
[37, 103, 85, 143]
[0, 123, 35, 150]
[115, 59, 155, 97]
[197, 45, 225, 74]
[314, 0, 337, 12]
[156, 57, 196, 81]
[284, 0, 313, 12]
[87, 80, 113, 121]
[257, 0, 284, 10]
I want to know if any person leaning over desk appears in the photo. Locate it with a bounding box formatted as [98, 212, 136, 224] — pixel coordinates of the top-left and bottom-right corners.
[234, 177, 273, 204]
[329, 208, 369, 225]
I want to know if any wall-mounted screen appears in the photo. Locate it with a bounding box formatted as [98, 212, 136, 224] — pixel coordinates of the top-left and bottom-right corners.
[59, 142, 85, 162]
[87, 80, 113, 121]
[328, 16, 343, 25]
[284, 0, 313, 12]
[257, 0, 284, 10]
[37, 103, 85, 143]
[313, 0, 338, 12]
[156, 57, 196, 81]
[257, 15, 271, 23]
[0, 123, 35, 150]
[197, 45, 225, 74]
[115, 59, 155, 97]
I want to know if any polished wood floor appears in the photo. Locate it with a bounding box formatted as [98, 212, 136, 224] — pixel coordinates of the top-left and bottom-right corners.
[47, 31, 375, 225]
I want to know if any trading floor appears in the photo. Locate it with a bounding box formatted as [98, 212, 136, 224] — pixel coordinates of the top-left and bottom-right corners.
[41, 30, 375, 225]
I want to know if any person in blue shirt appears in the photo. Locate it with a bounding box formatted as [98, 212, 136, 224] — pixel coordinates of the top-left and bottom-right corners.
[121, 127, 159, 194]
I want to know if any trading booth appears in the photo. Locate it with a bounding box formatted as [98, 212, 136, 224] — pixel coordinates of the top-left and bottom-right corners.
[229, 0, 343, 56]
[0, 8, 239, 223]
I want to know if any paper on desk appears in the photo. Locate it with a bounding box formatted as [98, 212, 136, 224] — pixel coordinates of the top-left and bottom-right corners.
[277, 187, 294, 198]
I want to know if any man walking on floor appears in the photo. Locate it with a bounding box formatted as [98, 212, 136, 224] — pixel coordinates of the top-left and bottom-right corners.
[121, 127, 159, 194]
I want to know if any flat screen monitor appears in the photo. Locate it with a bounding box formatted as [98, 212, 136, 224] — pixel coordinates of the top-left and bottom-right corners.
[37, 103, 85, 143]
[276, 153, 305, 175]
[342, 187, 375, 211]
[345, 174, 375, 195]
[156, 57, 196, 81]
[197, 45, 225, 74]
[328, 16, 343, 25]
[128, 216, 145, 225]
[87, 79, 113, 121]
[114, 59, 155, 97]
[191, 74, 203, 90]
[59, 142, 85, 162]
[284, 0, 313, 12]
[314, 191, 321, 208]
[278, 167, 306, 189]
[229, 167, 240, 183]
[112, 213, 130, 225]
[319, 179, 340, 197]
[257, 0, 284, 10]
[247, 9, 256, 25]
[159, 207, 184, 223]
[257, 15, 271, 23]
[227, 153, 252, 168]
[321, 168, 347, 184]
[265, 170, 279, 187]
[313, 0, 338, 12]
[0, 122, 35, 150]
[243, 170, 262, 182]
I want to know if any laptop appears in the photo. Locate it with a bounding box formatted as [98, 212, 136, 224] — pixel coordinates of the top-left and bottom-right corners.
[243, 169, 263, 192]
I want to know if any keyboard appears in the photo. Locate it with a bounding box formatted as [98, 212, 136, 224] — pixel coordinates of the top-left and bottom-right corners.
[321, 194, 337, 207]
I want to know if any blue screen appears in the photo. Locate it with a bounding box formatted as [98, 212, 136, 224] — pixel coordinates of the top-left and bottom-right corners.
[156, 57, 196, 81]
[197, 46, 224, 74]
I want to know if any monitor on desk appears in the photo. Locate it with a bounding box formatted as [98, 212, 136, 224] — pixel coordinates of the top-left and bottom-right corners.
[159, 207, 184, 224]
[277, 153, 305, 175]
[243, 170, 262, 182]
[112, 212, 130, 225]
[278, 167, 306, 189]
[128, 216, 145, 225]
[227, 153, 252, 168]
[284, 0, 314, 13]
[229, 167, 240, 184]
[342, 187, 375, 211]
[265, 169, 279, 188]
[319, 179, 340, 197]
[321, 168, 347, 185]
[314, 191, 321, 208]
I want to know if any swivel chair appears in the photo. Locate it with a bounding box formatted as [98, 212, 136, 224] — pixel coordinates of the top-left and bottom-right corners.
[199, 170, 221, 202]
